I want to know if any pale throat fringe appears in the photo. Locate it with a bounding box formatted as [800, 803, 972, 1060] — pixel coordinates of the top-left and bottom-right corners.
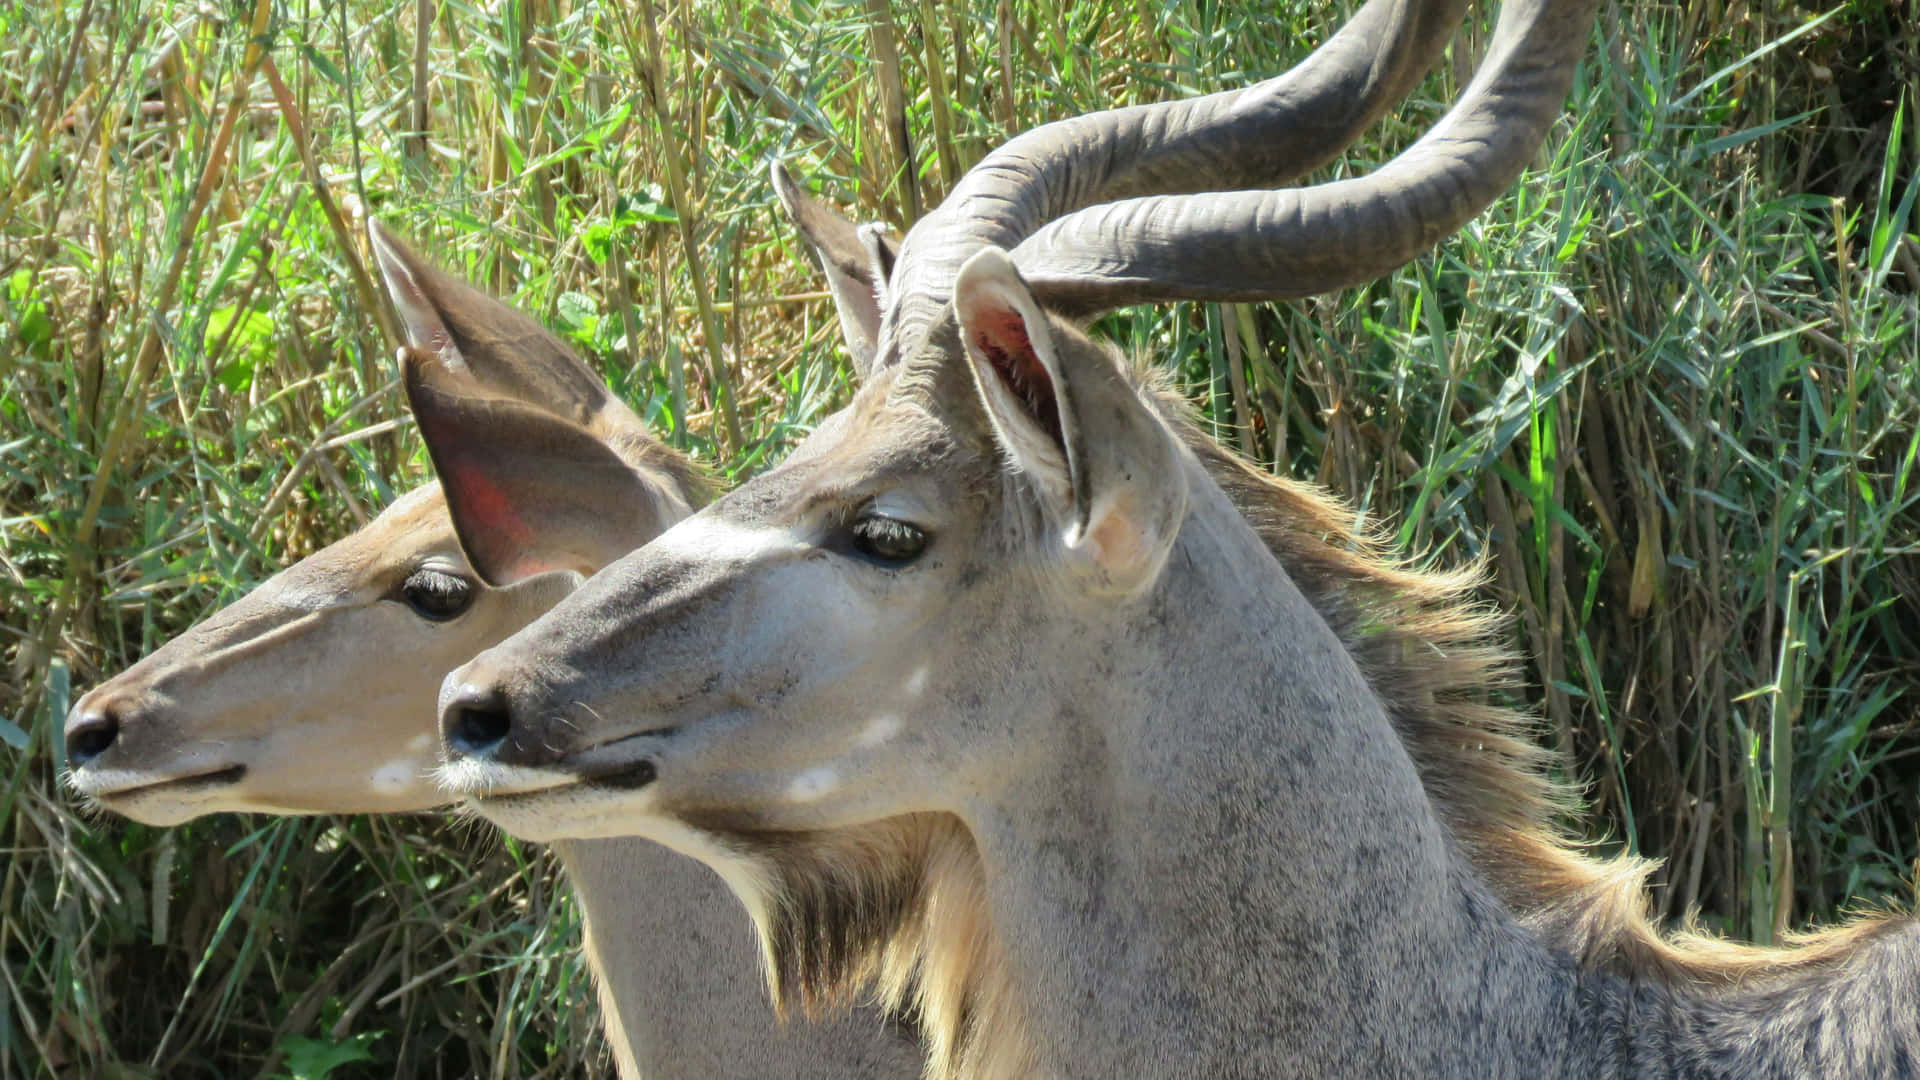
[719, 813, 1038, 1080]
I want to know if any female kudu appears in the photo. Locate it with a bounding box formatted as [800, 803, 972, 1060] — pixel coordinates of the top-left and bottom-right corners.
[62, 215, 922, 1079]
[434, 0, 1920, 1075]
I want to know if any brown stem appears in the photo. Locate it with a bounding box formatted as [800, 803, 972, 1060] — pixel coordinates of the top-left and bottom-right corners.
[261, 55, 401, 352]
[408, 0, 435, 162]
[625, 0, 743, 450]
[34, 0, 279, 762]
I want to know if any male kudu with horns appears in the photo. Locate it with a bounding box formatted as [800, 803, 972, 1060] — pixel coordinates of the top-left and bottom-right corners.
[64, 215, 923, 1078]
[435, 0, 1920, 1075]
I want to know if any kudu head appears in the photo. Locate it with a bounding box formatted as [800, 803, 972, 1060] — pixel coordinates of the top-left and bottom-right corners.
[439, 0, 1591, 1057]
[61, 220, 718, 824]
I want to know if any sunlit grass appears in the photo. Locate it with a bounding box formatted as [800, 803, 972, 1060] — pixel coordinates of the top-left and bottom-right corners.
[2, 0, 1916, 1073]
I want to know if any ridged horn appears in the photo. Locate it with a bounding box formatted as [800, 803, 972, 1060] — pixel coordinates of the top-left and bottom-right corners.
[877, 0, 1475, 365]
[1011, 0, 1595, 314]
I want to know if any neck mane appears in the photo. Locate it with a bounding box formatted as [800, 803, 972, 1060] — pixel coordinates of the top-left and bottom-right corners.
[719, 360, 1911, 1080]
[1142, 376, 1909, 992]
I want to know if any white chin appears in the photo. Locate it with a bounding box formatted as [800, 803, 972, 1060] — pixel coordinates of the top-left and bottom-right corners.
[433, 757, 569, 798]
[470, 784, 664, 844]
[69, 771, 223, 826]
[106, 791, 216, 827]
[469, 791, 594, 842]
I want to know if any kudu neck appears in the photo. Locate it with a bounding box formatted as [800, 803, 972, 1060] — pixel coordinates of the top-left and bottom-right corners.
[958, 484, 1588, 1076]
[551, 838, 921, 1080]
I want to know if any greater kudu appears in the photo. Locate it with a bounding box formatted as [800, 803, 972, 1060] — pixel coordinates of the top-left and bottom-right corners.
[434, 0, 1920, 1075]
[62, 216, 921, 1079]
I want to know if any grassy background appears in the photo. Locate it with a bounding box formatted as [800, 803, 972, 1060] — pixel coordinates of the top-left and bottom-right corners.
[3, 0, 1917, 1074]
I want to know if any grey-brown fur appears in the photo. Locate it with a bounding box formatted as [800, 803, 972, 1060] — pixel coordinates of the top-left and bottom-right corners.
[556, 837, 923, 1079]
[435, 0, 1917, 1074]
[449, 306, 1919, 1078]
[67, 221, 921, 1079]
[383, 220, 922, 1079]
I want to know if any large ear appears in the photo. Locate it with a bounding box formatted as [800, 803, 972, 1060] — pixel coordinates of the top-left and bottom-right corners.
[369, 219, 613, 428]
[770, 162, 898, 381]
[402, 348, 675, 586]
[952, 247, 1188, 595]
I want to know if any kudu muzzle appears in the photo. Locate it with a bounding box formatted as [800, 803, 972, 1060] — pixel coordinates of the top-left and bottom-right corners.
[439, 665, 660, 790]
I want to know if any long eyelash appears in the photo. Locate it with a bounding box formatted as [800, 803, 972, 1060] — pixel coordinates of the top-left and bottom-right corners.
[412, 574, 463, 598]
[855, 517, 920, 547]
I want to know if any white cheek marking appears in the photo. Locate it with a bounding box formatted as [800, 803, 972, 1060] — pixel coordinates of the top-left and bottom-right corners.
[786, 766, 839, 802]
[370, 760, 418, 793]
[645, 515, 805, 564]
[859, 714, 901, 748]
[407, 734, 433, 753]
[902, 665, 930, 698]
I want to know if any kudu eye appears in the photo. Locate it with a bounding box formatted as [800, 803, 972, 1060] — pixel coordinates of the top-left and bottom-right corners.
[846, 512, 929, 565]
[399, 567, 474, 621]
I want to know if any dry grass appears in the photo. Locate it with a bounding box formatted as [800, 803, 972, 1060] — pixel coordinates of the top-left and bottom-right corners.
[1, 0, 1916, 1073]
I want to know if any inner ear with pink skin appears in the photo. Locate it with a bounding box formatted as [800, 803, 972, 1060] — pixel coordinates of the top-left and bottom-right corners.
[402, 348, 673, 587]
[966, 298, 1065, 453]
[951, 247, 1189, 595]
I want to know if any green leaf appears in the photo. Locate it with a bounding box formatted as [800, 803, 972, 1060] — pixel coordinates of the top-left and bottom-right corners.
[581, 189, 679, 263]
[16, 304, 50, 349]
[617, 187, 677, 223]
[205, 306, 276, 393]
[297, 43, 348, 88]
[274, 1030, 382, 1080]
[581, 219, 619, 264]
[26, 658, 70, 754]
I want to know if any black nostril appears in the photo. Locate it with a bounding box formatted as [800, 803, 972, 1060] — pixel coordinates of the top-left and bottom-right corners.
[456, 705, 511, 754]
[66, 707, 121, 768]
[443, 683, 513, 758]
